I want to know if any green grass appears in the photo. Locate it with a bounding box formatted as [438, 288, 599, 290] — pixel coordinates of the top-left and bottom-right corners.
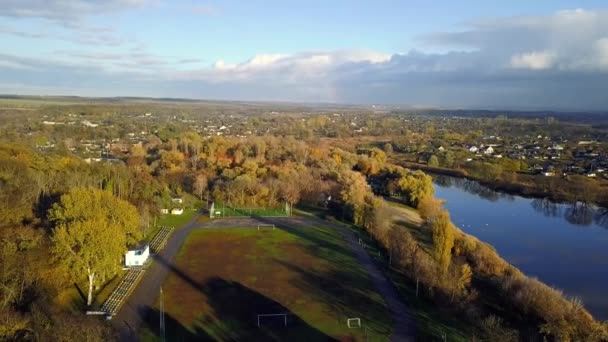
[143, 225, 393, 341]
[212, 206, 288, 218]
[156, 209, 199, 229]
[297, 205, 472, 341]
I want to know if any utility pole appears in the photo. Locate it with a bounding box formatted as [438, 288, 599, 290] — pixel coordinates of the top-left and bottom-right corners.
[160, 287, 165, 342]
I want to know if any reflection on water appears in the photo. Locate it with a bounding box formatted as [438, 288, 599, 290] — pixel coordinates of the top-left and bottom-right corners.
[432, 175, 608, 320]
[435, 175, 606, 228]
[434, 175, 514, 202]
[564, 202, 595, 226]
[531, 198, 561, 218]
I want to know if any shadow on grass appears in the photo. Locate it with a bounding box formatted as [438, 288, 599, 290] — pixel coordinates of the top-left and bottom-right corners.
[275, 259, 392, 339]
[251, 215, 355, 259]
[148, 255, 335, 341]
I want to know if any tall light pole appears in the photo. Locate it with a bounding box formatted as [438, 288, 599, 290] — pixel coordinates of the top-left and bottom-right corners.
[160, 287, 165, 342]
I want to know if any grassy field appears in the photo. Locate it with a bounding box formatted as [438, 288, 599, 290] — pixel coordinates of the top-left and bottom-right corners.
[156, 209, 199, 228]
[298, 203, 472, 341]
[212, 205, 288, 218]
[142, 225, 392, 341]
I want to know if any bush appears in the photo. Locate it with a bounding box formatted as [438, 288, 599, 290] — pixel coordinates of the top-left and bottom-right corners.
[477, 315, 518, 342]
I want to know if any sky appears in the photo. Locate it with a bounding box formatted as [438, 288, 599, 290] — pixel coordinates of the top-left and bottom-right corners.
[1, 0, 608, 110]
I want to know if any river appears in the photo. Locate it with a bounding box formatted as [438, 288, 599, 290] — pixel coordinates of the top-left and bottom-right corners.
[432, 175, 608, 321]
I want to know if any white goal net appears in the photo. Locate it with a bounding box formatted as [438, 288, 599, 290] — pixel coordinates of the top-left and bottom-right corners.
[257, 224, 275, 231]
[347, 317, 361, 329]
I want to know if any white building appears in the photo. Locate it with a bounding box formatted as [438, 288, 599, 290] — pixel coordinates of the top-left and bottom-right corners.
[125, 244, 149, 267]
[171, 208, 184, 215]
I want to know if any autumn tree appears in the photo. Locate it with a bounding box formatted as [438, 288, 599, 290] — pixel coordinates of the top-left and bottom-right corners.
[193, 173, 208, 200]
[428, 155, 439, 167]
[397, 170, 434, 207]
[48, 188, 140, 306]
[431, 210, 455, 275]
[338, 170, 370, 225]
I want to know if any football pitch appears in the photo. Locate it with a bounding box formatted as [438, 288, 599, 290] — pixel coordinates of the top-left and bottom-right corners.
[142, 224, 392, 341]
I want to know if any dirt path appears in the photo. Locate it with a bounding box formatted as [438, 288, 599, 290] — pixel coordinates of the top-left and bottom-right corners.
[112, 215, 415, 341]
[292, 216, 416, 342]
[333, 223, 416, 341]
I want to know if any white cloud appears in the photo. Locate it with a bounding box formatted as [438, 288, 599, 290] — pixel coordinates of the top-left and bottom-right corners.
[510, 51, 556, 70]
[0, 0, 154, 22]
[2, 8, 608, 109]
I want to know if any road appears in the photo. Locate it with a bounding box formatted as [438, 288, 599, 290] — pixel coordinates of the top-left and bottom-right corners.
[112, 214, 415, 341]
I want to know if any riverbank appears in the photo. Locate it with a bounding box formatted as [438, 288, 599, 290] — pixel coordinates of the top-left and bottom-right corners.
[392, 159, 608, 208]
[433, 176, 608, 320]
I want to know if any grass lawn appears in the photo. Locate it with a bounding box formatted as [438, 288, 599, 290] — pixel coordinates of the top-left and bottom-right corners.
[297, 204, 472, 341]
[156, 209, 199, 229]
[142, 225, 392, 341]
[212, 206, 288, 218]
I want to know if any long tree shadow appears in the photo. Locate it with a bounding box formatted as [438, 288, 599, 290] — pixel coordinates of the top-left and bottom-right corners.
[275, 259, 392, 338]
[149, 255, 335, 341]
[251, 215, 355, 259]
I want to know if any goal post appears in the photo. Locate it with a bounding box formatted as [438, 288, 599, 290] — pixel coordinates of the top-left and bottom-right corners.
[257, 313, 287, 327]
[347, 318, 361, 329]
[257, 224, 275, 231]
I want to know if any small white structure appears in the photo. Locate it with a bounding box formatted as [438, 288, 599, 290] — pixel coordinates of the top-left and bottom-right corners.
[483, 146, 495, 155]
[125, 244, 149, 267]
[171, 197, 183, 204]
[171, 208, 184, 215]
[468, 146, 479, 153]
[160, 208, 169, 214]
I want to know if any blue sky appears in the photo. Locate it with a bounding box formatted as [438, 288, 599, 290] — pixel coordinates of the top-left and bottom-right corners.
[2, 1, 608, 109]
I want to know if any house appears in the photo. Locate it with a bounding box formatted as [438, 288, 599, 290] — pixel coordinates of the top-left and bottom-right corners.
[437, 146, 445, 152]
[468, 146, 479, 153]
[483, 146, 495, 155]
[171, 208, 184, 215]
[125, 244, 149, 267]
[171, 197, 183, 204]
[160, 208, 169, 214]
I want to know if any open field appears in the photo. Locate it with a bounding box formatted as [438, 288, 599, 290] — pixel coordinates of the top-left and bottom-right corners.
[211, 204, 288, 218]
[142, 225, 392, 341]
[155, 209, 199, 229]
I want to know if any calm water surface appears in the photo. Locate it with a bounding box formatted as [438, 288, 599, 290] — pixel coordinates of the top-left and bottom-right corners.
[433, 175, 608, 320]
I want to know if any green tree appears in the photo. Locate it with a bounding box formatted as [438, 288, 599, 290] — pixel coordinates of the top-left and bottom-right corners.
[49, 188, 140, 306]
[431, 211, 454, 274]
[428, 155, 439, 167]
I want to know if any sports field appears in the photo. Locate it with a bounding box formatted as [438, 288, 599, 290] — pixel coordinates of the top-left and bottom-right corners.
[210, 204, 288, 218]
[144, 225, 392, 341]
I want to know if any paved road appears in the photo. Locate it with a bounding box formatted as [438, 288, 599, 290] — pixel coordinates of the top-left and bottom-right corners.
[112, 213, 204, 341]
[112, 214, 415, 341]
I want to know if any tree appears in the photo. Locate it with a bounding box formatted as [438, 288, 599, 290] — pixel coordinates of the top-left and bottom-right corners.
[338, 170, 370, 225]
[428, 155, 439, 167]
[383, 143, 393, 153]
[193, 173, 208, 200]
[431, 211, 454, 275]
[49, 189, 140, 306]
[396, 170, 434, 207]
